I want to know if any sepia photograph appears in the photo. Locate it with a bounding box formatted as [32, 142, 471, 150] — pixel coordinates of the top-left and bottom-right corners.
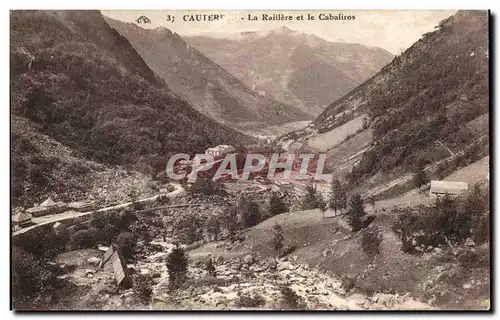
[9, 8, 490, 311]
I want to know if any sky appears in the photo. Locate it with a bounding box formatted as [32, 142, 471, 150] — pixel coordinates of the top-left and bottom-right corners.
[102, 10, 457, 54]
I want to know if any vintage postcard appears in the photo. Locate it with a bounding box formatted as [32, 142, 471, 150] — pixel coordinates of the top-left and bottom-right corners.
[10, 10, 490, 311]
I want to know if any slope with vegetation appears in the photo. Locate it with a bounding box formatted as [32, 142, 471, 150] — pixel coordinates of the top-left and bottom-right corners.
[280, 11, 489, 196]
[10, 10, 253, 205]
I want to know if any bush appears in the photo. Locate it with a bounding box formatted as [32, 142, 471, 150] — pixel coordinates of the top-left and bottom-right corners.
[361, 230, 382, 258]
[268, 192, 288, 217]
[413, 164, 429, 188]
[205, 215, 221, 241]
[393, 186, 489, 252]
[221, 206, 240, 241]
[70, 228, 97, 250]
[116, 232, 137, 260]
[12, 246, 59, 309]
[190, 178, 223, 196]
[205, 258, 217, 277]
[279, 286, 305, 310]
[234, 293, 266, 308]
[166, 244, 188, 290]
[174, 213, 204, 245]
[238, 197, 261, 228]
[270, 224, 284, 255]
[134, 274, 154, 304]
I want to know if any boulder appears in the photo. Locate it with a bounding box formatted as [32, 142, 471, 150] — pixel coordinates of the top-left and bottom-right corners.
[243, 254, 254, 265]
[465, 238, 476, 247]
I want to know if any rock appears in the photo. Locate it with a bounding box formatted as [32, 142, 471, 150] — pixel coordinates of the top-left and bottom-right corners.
[432, 247, 443, 255]
[87, 273, 94, 278]
[214, 255, 224, 264]
[243, 254, 254, 265]
[292, 256, 298, 262]
[322, 249, 331, 257]
[303, 264, 309, 270]
[465, 238, 475, 247]
[267, 259, 277, 271]
[87, 257, 101, 266]
[463, 283, 472, 289]
[85, 269, 95, 276]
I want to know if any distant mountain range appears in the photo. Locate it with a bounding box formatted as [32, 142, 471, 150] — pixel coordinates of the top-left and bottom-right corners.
[105, 18, 311, 128]
[185, 27, 394, 116]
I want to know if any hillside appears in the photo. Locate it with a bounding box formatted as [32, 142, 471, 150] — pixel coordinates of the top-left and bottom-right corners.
[104, 18, 310, 128]
[186, 27, 393, 116]
[10, 10, 253, 206]
[280, 11, 489, 196]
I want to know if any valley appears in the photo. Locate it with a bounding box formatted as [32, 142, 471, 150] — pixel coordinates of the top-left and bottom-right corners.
[10, 10, 490, 312]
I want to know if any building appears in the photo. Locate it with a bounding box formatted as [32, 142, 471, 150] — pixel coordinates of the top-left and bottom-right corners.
[100, 245, 132, 288]
[12, 212, 33, 228]
[205, 145, 236, 158]
[67, 200, 96, 212]
[323, 208, 338, 218]
[429, 180, 468, 199]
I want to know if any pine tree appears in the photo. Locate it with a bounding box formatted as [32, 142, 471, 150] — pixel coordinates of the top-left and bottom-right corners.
[347, 193, 366, 232]
[300, 183, 326, 211]
[270, 224, 284, 255]
[222, 206, 239, 241]
[205, 215, 221, 241]
[205, 258, 217, 277]
[166, 243, 188, 290]
[329, 179, 347, 214]
[413, 164, 429, 188]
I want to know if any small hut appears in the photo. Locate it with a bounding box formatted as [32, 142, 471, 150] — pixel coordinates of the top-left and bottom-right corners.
[13, 212, 33, 228]
[100, 245, 132, 288]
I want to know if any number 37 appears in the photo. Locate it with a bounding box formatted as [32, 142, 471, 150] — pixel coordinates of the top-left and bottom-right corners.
[166, 15, 175, 23]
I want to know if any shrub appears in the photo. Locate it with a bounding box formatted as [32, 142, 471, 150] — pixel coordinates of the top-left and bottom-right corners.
[205, 215, 221, 241]
[413, 164, 430, 188]
[279, 286, 305, 310]
[70, 228, 97, 250]
[268, 192, 288, 217]
[116, 232, 137, 260]
[205, 258, 217, 277]
[174, 213, 204, 245]
[361, 230, 382, 258]
[12, 246, 59, 309]
[134, 274, 154, 304]
[234, 293, 266, 308]
[238, 197, 261, 228]
[190, 178, 223, 196]
[222, 206, 240, 241]
[166, 244, 188, 290]
[270, 224, 284, 255]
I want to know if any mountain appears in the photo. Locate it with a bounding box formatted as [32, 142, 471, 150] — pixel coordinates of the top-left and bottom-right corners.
[185, 27, 394, 116]
[10, 10, 253, 205]
[280, 11, 489, 196]
[104, 18, 310, 129]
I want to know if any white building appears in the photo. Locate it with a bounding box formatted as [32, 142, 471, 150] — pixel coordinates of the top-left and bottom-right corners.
[429, 180, 468, 199]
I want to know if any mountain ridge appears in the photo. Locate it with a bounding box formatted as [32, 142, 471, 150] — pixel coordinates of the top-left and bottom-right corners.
[185, 28, 394, 115]
[104, 17, 311, 128]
